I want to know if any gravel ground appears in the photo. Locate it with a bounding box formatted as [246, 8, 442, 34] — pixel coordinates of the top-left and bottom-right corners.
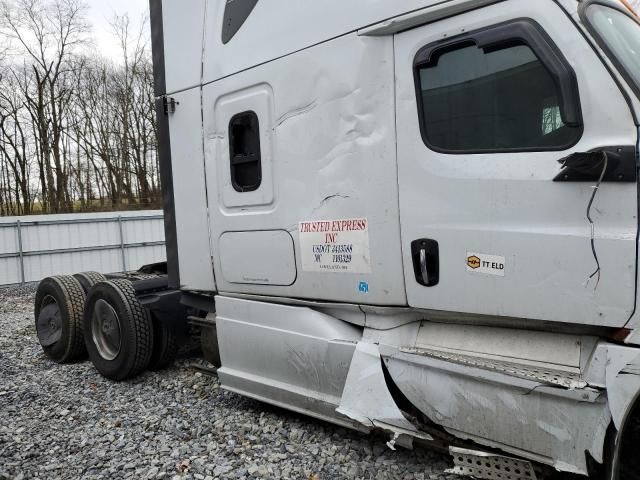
[0, 284, 456, 480]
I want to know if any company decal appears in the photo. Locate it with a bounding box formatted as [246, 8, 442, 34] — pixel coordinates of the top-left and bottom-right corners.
[299, 218, 371, 273]
[466, 252, 505, 277]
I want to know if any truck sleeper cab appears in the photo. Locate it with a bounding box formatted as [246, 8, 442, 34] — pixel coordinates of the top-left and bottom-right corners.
[34, 0, 640, 479]
[149, 0, 640, 477]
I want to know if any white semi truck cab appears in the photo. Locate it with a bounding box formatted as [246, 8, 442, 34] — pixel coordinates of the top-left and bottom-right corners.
[33, 1, 640, 478]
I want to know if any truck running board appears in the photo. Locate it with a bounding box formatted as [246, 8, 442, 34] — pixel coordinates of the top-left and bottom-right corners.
[400, 347, 586, 390]
[446, 446, 538, 480]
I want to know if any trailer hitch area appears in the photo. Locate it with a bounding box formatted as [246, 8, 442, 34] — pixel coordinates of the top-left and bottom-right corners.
[337, 341, 433, 450]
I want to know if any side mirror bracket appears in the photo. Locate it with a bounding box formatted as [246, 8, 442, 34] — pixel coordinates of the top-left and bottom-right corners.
[554, 146, 637, 182]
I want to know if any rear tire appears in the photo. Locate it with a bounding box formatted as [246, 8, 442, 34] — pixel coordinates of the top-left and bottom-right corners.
[34, 275, 86, 363]
[83, 279, 153, 380]
[148, 316, 179, 371]
[73, 271, 106, 295]
[610, 402, 640, 480]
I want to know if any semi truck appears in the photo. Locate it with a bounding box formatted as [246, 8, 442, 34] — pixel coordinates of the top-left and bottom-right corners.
[33, 0, 640, 478]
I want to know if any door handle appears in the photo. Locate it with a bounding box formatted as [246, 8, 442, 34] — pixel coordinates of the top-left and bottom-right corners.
[411, 239, 439, 287]
[419, 249, 429, 283]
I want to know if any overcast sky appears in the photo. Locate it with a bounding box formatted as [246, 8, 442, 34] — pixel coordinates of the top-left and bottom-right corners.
[86, 0, 149, 60]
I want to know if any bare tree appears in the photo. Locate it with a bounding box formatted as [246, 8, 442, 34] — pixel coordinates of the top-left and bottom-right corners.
[1, 0, 88, 212]
[0, 70, 34, 213]
[0, 1, 160, 215]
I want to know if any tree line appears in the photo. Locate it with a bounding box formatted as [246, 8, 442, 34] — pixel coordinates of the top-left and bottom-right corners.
[0, 0, 160, 216]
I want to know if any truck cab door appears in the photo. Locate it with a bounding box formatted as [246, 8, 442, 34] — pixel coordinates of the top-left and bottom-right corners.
[394, 0, 638, 327]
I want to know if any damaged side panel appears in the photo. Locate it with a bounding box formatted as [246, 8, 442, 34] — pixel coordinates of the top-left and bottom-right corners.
[337, 341, 433, 445]
[212, 296, 640, 477]
[201, 33, 406, 306]
[214, 296, 366, 429]
[382, 348, 610, 475]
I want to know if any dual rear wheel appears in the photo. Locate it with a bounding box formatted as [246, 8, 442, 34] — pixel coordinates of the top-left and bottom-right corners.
[34, 275, 87, 363]
[34, 274, 179, 380]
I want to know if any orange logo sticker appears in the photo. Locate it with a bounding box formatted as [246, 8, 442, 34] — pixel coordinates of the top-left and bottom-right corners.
[467, 255, 481, 269]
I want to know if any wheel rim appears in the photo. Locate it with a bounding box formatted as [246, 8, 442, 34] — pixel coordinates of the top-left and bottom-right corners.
[91, 299, 122, 361]
[36, 295, 62, 347]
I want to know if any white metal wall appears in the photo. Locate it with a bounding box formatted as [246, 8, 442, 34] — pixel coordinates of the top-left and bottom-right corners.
[0, 210, 166, 286]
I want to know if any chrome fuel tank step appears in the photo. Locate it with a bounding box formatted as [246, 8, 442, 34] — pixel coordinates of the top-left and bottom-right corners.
[446, 447, 538, 480]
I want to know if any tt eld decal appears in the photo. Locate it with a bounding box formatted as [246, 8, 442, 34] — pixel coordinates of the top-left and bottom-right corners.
[466, 252, 506, 277]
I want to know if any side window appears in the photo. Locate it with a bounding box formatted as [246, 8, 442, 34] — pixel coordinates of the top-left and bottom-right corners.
[229, 111, 262, 192]
[414, 21, 583, 153]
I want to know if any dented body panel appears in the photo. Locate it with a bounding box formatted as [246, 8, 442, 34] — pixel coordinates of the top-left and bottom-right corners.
[201, 33, 407, 305]
[381, 347, 610, 475]
[214, 296, 363, 429]
[213, 294, 640, 476]
[152, 0, 640, 477]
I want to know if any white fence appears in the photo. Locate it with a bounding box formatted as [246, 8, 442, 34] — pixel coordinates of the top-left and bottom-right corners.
[0, 210, 166, 286]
